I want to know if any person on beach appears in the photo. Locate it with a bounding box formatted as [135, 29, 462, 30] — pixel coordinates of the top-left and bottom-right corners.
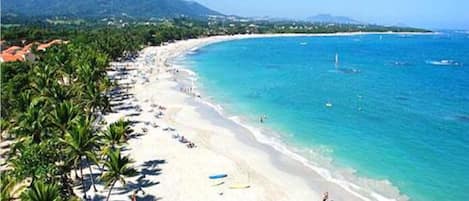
[131, 191, 137, 201]
[187, 142, 196, 148]
[322, 192, 329, 201]
[131, 187, 146, 201]
[179, 136, 187, 143]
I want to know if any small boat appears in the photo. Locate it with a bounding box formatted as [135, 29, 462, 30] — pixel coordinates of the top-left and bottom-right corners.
[426, 59, 460, 66]
[335, 53, 339, 67]
[209, 174, 228, 179]
[333, 53, 361, 74]
[229, 184, 250, 189]
[212, 181, 225, 186]
[325, 102, 333, 108]
[300, 42, 308, 45]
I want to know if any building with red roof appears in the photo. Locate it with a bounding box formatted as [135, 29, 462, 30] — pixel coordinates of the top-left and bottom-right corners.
[0, 40, 67, 63]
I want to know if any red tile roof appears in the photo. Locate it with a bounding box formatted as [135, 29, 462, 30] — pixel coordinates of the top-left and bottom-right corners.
[1, 39, 67, 63]
[37, 39, 66, 51]
[0, 52, 24, 62]
[22, 42, 40, 52]
[3, 46, 22, 54]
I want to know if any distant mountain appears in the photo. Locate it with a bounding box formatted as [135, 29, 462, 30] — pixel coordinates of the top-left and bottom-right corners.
[393, 23, 410, 27]
[306, 14, 362, 24]
[2, 0, 223, 19]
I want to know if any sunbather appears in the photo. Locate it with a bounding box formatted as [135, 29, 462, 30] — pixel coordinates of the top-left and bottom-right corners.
[187, 142, 196, 148]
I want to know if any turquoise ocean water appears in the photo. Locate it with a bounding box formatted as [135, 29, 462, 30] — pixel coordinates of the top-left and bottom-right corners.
[179, 32, 469, 201]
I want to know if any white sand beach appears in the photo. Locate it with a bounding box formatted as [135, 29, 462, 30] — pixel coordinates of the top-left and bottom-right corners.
[79, 34, 410, 201]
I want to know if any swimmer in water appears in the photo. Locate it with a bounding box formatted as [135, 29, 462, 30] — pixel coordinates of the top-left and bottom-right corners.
[260, 114, 268, 123]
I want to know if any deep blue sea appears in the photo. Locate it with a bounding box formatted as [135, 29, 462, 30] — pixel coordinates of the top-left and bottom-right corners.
[180, 32, 469, 201]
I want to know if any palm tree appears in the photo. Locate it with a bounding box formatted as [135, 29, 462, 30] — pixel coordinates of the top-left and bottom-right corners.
[11, 91, 33, 120]
[101, 149, 137, 201]
[30, 64, 59, 99]
[101, 122, 128, 150]
[20, 180, 61, 201]
[81, 84, 110, 118]
[61, 117, 99, 197]
[47, 82, 75, 104]
[15, 101, 49, 143]
[1, 173, 26, 201]
[99, 121, 129, 171]
[45, 44, 76, 86]
[112, 118, 133, 139]
[0, 118, 10, 141]
[50, 101, 80, 135]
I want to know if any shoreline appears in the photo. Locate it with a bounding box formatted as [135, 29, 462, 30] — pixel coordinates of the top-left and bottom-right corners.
[166, 33, 409, 201]
[97, 33, 412, 201]
[162, 31, 437, 60]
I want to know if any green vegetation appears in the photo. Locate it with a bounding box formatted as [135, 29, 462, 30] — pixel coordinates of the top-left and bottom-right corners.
[1, 17, 429, 47]
[0, 22, 153, 200]
[101, 150, 137, 201]
[21, 181, 62, 201]
[3, 0, 221, 19]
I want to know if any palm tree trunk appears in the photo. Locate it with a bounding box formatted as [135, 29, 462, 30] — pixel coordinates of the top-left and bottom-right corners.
[29, 176, 35, 187]
[80, 162, 87, 199]
[32, 131, 41, 143]
[101, 155, 108, 173]
[87, 111, 93, 121]
[86, 157, 98, 192]
[74, 166, 80, 180]
[106, 180, 117, 201]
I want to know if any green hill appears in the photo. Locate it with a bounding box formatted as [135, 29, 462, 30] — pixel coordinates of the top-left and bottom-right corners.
[2, 0, 222, 19]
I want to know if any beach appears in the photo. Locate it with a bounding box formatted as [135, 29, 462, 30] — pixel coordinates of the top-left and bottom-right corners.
[83, 34, 417, 201]
[3, 1, 466, 200]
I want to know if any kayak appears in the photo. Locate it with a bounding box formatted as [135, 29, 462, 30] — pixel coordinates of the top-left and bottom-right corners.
[209, 174, 227, 179]
[229, 184, 250, 189]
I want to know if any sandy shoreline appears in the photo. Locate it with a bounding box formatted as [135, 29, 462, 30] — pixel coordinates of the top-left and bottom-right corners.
[80, 33, 414, 201]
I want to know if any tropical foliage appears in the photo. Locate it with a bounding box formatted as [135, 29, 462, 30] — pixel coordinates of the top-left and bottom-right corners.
[101, 150, 137, 201]
[20, 180, 62, 201]
[0, 24, 146, 200]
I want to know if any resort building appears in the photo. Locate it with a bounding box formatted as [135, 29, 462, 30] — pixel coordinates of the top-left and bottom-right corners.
[0, 39, 67, 63]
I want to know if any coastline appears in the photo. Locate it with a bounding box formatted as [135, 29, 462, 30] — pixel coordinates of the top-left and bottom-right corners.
[96, 33, 414, 201]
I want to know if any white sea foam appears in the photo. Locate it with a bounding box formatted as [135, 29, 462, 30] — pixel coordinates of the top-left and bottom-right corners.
[178, 68, 197, 76]
[228, 116, 404, 201]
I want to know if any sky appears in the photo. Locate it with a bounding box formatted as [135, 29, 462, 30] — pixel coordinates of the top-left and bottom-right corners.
[196, 0, 469, 30]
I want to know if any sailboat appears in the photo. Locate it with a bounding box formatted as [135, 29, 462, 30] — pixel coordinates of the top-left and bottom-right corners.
[334, 53, 360, 74]
[335, 53, 339, 68]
